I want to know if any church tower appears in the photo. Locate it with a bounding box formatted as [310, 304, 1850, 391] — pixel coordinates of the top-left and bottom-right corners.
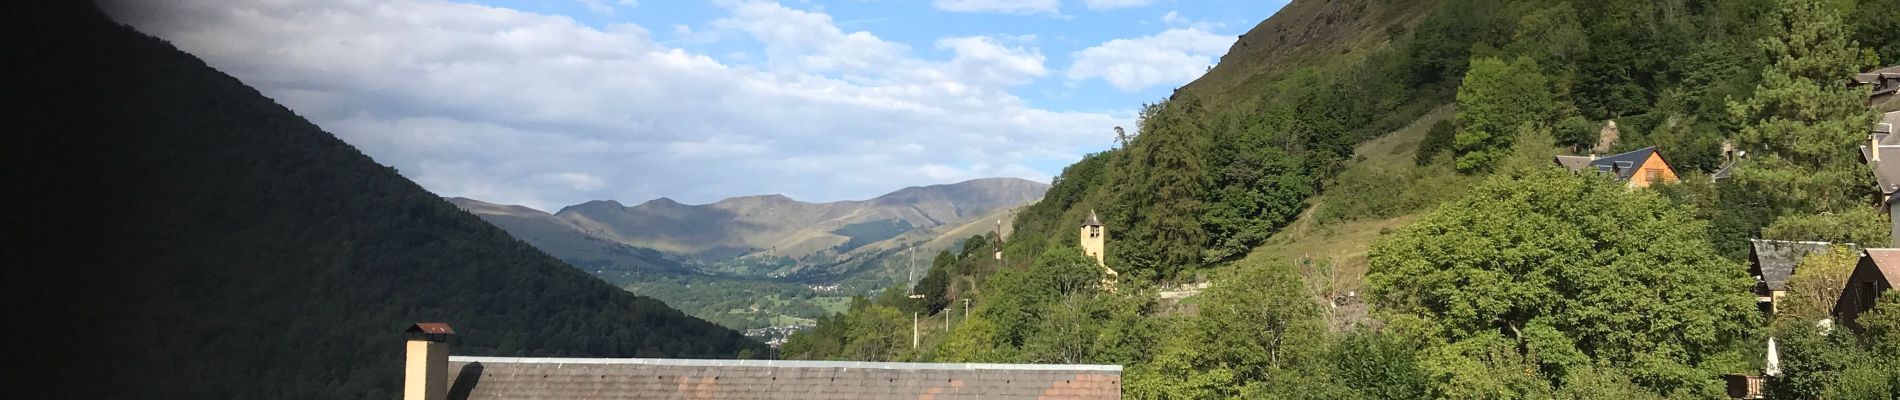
[1079, 210, 1117, 288]
[1079, 210, 1106, 266]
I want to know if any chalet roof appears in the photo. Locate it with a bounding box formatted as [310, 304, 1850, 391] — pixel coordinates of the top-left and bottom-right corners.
[442, 357, 1122, 400]
[1859, 145, 1900, 195]
[1750, 240, 1856, 292]
[1556, 147, 1663, 181]
[1082, 210, 1103, 227]
[1864, 249, 1900, 287]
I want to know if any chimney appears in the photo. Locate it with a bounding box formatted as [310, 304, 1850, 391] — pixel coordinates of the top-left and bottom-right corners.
[404, 323, 454, 400]
[1873, 136, 1882, 163]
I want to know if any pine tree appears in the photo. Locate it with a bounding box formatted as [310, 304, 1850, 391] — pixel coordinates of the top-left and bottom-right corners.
[1726, 0, 1879, 217]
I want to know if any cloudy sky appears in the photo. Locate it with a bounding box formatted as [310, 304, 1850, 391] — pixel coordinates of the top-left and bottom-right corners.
[100, 0, 1285, 210]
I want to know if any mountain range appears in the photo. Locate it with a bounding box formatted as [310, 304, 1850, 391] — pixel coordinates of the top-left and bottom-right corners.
[451, 177, 1046, 279]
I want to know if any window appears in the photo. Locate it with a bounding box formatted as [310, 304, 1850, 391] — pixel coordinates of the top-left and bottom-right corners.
[1646, 168, 1662, 182]
[1089, 226, 1101, 238]
[1863, 281, 1878, 311]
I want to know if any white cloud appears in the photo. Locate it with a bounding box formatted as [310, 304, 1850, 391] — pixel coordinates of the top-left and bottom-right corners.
[937, 36, 1047, 86]
[1066, 28, 1234, 92]
[98, 0, 1123, 209]
[932, 0, 1061, 15]
[1160, 10, 1224, 30]
[576, 0, 614, 14]
[1083, 0, 1155, 11]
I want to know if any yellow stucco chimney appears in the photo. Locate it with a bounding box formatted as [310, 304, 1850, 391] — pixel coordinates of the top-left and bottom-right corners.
[404, 323, 454, 400]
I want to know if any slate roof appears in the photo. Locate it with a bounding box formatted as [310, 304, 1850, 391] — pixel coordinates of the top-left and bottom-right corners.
[1855, 65, 1900, 86]
[1858, 145, 1900, 195]
[1711, 159, 1737, 182]
[1749, 240, 1856, 293]
[443, 357, 1122, 400]
[1878, 111, 1899, 139]
[1553, 155, 1595, 172]
[1082, 210, 1103, 227]
[1555, 147, 1662, 181]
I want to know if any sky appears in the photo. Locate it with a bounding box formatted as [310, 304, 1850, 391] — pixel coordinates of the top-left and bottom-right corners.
[100, 0, 1287, 210]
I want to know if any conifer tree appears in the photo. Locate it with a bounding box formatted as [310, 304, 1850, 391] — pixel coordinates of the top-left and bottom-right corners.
[1726, 0, 1878, 217]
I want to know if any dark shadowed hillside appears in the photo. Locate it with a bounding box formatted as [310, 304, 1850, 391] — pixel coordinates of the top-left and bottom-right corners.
[0, 2, 763, 399]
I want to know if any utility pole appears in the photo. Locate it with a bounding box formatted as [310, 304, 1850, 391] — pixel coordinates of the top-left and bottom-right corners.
[907, 246, 923, 348]
[962, 298, 972, 324]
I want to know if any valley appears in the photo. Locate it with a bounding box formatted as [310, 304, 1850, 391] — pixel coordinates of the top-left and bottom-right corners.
[451, 177, 1045, 336]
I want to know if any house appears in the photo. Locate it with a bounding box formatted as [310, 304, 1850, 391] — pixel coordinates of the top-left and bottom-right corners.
[1080, 210, 1120, 288]
[401, 323, 1123, 400]
[1748, 240, 1857, 315]
[1833, 249, 1899, 330]
[1853, 65, 1900, 112]
[1856, 114, 1900, 247]
[1553, 146, 1680, 188]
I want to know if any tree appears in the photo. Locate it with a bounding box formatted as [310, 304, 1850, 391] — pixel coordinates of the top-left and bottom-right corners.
[914, 260, 951, 315]
[1777, 245, 1859, 322]
[1726, 0, 1879, 218]
[1368, 168, 1759, 395]
[1113, 96, 1211, 276]
[1417, 119, 1457, 165]
[1128, 261, 1326, 398]
[1454, 57, 1552, 173]
[1853, 0, 1900, 64]
[1759, 207, 1891, 247]
[842, 304, 907, 362]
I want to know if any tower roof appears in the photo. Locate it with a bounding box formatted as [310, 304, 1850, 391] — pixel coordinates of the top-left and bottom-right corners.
[1082, 210, 1102, 227]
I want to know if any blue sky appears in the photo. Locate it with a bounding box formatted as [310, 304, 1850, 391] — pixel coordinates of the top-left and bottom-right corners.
[101, 0, 1288, 209]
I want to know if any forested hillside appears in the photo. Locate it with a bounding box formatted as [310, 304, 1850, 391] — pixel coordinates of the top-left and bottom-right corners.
[1, 2, 762, 398]
[785, 0, 1900, 398]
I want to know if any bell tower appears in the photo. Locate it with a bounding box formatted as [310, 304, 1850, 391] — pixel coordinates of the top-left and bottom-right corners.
[1079, 210, 1106, 266]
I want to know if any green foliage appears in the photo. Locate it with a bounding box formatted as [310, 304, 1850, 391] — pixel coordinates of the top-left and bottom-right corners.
[1552, 116, 1598, 151]
[1778, 245, 1861, 323]
[1775, 291, 1900, 399]
[1727, 0, 1880, 217]
[913, 255, 951, 314]
[1128, 261, 1328, 398]
[1854, 0, 1900, 64]
[843, 303, 908, 361]
[980, 247, 1111, 347]
[1113, 97, 1213, 276]
[1759, 207, 1891, 245]
[1369, 168, 1760, 395]
[1454, 57, 1553, 173]
[1417, 119, 1457, 165]
[1201, 123, 1314, 261]
[1328, 330, 1431, 399]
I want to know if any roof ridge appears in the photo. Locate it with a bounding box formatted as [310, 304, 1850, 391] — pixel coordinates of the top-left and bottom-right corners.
[448, 356, 1123, 371]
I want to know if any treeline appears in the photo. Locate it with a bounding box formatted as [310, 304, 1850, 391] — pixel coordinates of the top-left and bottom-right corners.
[597, 266, 837, 330]
[3, 3, 762, 399]
[782, 0, 1900, 397]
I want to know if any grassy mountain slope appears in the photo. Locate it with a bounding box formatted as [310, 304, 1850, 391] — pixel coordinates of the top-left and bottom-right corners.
[1180, 0, 1445, 109]
[1, 3, 762, 398]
